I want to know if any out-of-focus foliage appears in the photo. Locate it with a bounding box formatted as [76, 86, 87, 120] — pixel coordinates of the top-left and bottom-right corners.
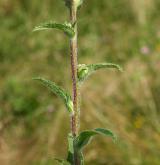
[0, 0, 160, 164]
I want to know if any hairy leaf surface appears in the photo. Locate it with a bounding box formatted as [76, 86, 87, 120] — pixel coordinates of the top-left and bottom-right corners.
[33, 77, 73, 114]
[75, 128, 116, 151]
[33, 21, 75, 38]
[78, 63, 123, 83]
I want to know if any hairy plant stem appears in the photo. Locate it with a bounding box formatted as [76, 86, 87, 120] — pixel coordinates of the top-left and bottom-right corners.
[70, 0, 78, 137]
[70, 1, 80, 164]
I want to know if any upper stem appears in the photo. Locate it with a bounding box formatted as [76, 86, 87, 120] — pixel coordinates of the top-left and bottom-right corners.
[70, 0, 79, 137]
[70, 1, 81, 164]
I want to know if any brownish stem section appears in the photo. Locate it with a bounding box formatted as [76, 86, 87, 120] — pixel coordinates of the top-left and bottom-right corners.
[70, 0, 78, 137]
[70, 1, 80, 165]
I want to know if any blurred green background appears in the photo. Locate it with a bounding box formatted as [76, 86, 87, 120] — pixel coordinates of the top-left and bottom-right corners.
[0, 0, 160, 164]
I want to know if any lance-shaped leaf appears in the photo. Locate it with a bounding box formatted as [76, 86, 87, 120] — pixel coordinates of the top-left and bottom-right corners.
[77, 63, 123, 83]
[75, 128, 116, 151]
[33, 77, 73, 114]
[33, 21, 75, 38]
[55, 158, 70, 165]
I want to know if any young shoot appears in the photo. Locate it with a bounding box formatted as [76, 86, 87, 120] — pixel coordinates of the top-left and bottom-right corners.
[33, 0, 122, 164]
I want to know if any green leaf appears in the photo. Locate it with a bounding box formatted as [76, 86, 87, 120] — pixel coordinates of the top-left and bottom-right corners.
[33, 21, 75, 38]
[55, 158, 70, 165]
[77, 63, 123, 83]
[75, 128, 116, 151]
[67, 133, 74, 164]
[33, 77, 73, 114]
